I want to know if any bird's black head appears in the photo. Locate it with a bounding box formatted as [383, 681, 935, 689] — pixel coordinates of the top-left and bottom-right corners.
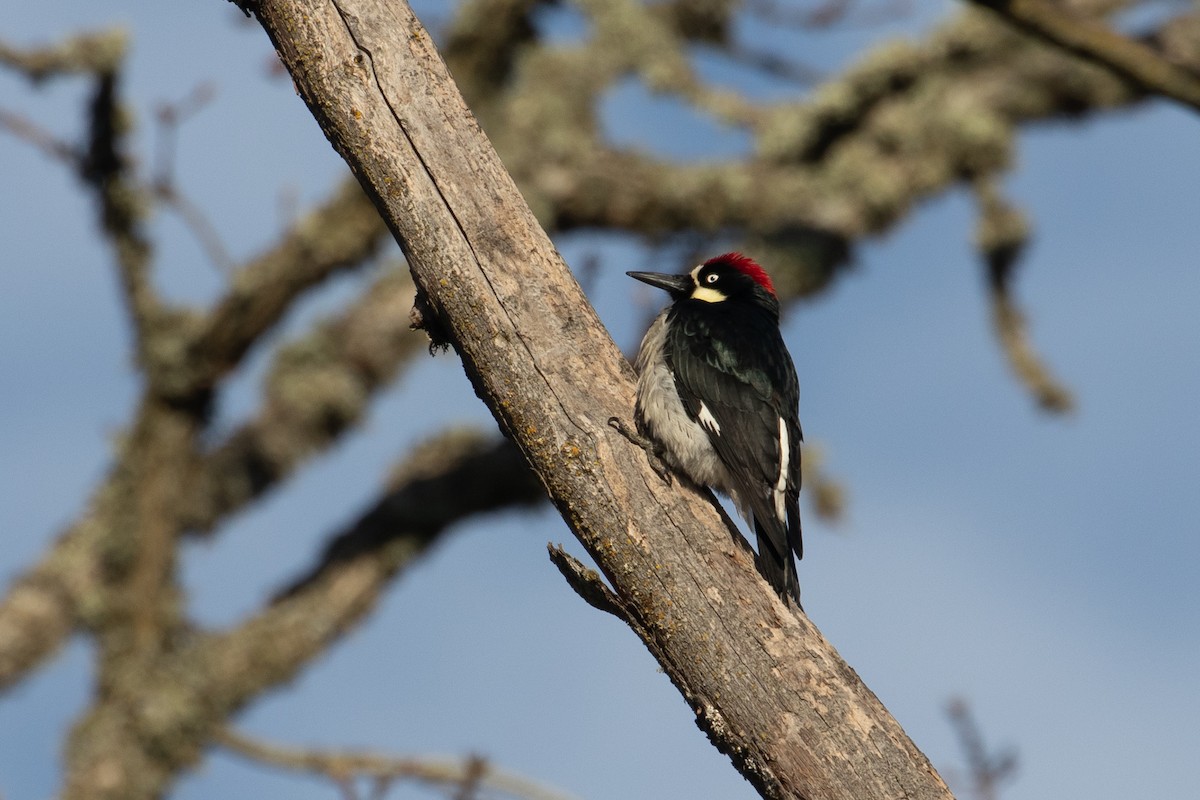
[627, 252, 778, 308]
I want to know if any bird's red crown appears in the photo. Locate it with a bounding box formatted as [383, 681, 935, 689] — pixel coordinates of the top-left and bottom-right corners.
[705, 252, 775, 297]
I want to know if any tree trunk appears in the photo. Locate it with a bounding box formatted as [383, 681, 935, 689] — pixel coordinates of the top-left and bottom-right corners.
[244, 0, 955, 797]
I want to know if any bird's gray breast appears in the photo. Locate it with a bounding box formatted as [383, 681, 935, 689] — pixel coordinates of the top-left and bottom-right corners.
[633, 312, 742, 507]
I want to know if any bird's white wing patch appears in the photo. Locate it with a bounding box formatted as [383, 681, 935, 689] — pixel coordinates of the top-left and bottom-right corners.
[697, 402, 722, 435]
[773, 416, 789, 522]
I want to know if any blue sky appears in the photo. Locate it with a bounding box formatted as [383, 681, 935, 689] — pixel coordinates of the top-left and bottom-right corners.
[1, 2, 1198, 799]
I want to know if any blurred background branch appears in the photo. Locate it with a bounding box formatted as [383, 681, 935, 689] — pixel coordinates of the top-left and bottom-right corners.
[1, 0, 1197, 797]
[946, 698, 1018, 800]
[216, 728, 577, 800]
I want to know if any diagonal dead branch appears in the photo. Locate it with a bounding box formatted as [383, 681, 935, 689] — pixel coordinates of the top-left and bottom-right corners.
[250, 1, 956, 796]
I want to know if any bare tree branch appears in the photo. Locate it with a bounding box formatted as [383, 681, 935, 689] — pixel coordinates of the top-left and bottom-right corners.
[946, 698, 1017, 800]
[0, 29, 127, 81]
[216, 728, 577, 800]
[963, 0, 1200, 113]
[801, 444, 847, 521]
[445, 0, 1200, 299]
[6, 1, 1195, 795]
[0, 106, 79, 163]
[196, 431, 540, 711]
[0, 89, 392, 695]
[0, 187, 399, 696]
[437, 1, 1199, 411]
[972, 178, 1074, 412]
[149, 84, 235, 272]
[59, 428, 542, 800]
[185, 177, 389, 392]
[546, 545, 627, 620]
[181, 263, 424, 533]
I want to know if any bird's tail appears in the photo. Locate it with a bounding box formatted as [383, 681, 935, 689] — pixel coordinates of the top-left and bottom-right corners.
[754, 517, 802, 609]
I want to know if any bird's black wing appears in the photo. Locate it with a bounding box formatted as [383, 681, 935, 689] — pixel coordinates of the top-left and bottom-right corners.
[666, 303, 803, 600]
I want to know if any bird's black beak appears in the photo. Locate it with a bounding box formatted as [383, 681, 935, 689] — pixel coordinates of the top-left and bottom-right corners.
[626, 271, 692, 297]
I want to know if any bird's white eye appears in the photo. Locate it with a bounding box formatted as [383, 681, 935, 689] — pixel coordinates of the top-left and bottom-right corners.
[706, 273, 719, 284]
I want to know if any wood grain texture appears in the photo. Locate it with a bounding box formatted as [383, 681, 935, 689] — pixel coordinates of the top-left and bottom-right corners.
[249, 1, 955, 796]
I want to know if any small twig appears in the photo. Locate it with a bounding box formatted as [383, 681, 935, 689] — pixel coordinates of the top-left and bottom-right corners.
[799, 444, 846, 522]
[336, 778, 358, 800]
[973, 179, 1073, 413]
[746, 0, 914, 30]
[989, 292, 1073, 412]
[728, 43, 824, 86]
[946, 698, 1018, 800]
[215, 728, 578, 800]
[964, 0, 1200, 114]
[0, 106, 79, 164]
[547, 544, 627, 619]
[152, 83, 215, 185]
[368, 776, 393, 800]
[453, 755, 486, 800]
[155, 182, 235, 273]
[149, 83, 233, 272]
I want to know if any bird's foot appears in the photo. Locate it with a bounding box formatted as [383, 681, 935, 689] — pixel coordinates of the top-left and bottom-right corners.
[607, 416, 673, 485]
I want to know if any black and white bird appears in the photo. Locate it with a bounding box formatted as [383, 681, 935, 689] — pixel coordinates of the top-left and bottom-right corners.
[623, 253, 803, 605]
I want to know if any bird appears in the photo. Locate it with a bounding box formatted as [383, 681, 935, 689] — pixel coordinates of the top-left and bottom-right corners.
[616, 252, 803, 606]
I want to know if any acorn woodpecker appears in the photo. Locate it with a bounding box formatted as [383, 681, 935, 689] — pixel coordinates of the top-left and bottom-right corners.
[618, 253, 803, 606]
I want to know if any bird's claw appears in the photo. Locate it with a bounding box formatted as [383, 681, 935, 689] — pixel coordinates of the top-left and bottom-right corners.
[607, 416, 633, 439]
[608, 416, 673, 486]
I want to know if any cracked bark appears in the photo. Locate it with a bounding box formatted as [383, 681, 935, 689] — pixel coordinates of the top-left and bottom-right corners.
[245, 0, 953, 797]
